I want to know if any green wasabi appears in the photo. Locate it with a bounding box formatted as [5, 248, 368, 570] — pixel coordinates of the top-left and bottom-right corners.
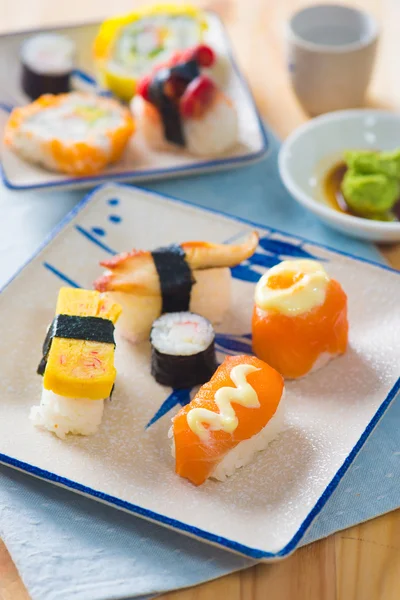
[344, 149, 400, 178]
[341, 149, 400, 218]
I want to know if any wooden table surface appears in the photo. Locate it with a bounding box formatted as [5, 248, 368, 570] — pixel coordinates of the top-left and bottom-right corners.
[0, 1, 399, 599]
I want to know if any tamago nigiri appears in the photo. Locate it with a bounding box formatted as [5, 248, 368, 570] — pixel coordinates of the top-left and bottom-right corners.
[30, 288, 121, 438]
[252, 259, 348, 379]
[170, 355, 285, 486]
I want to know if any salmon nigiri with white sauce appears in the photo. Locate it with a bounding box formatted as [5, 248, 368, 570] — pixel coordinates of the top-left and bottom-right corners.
[252, 259, 348, 379]
[170, 354, 285, 486]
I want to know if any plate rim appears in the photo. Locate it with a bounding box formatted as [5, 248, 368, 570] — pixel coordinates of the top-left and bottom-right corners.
[1, 181, 399, 560]
[0, 13, 270, 191]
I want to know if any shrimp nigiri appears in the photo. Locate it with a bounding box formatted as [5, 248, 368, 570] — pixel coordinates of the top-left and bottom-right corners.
[252, 259, 348, 379]
[170, 354, 285, 486]
[94, 232, 259, 343]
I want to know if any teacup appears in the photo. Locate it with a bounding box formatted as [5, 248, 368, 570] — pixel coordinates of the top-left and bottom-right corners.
[286, 4, 379, 115]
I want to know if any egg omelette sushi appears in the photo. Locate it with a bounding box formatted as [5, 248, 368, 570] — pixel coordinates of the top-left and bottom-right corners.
[30, 288, 122, 439]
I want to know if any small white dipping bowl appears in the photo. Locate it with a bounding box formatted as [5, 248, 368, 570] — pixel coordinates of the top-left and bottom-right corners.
[278, 110, 400, 242]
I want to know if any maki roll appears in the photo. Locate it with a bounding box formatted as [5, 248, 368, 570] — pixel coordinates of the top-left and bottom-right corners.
[93, 4, 208, 101]
[30, 288, 122, 439]
[94, 232, 259, 343]
[151, 312, 217, 388]
[21, 33, 75, 100]
[132, 46, 238, 156]
[4, 92, 134, 175]
[170, 355, 285, 485]
[252, 259, 349, 379]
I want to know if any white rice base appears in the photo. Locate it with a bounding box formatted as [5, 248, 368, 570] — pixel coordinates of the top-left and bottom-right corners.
[285, 352, 340, 380]
[211, 394, 285, 481]
[131, 95, 238, 157]
[151, 312, 214, 356]
[184, 95, 238, 157]
[170, 392, 286, 482]
[312, 351, 340, 374]
[107, 290, 162, 344]
[30, 388, 104, 440]
[190, 267, 231, 325]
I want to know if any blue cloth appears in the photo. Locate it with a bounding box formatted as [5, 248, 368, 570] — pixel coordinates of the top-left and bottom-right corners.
[0, 131, 399, 600]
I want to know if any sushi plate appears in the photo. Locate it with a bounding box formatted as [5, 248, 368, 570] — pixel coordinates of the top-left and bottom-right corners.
[0, 15, 268, 192]
[1, 183, 399, 560]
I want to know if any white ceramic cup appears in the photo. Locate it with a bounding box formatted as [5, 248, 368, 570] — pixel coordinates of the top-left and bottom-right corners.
[286, 4, 379, 115]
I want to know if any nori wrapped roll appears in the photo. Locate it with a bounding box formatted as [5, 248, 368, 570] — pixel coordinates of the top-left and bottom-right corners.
[21, 33, 75, 100]
[150, 312, 218, 389]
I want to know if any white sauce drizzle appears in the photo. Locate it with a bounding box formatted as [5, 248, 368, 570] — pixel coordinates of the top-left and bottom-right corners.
[254, 259, 329, 317]
[186, 364, 260, 442]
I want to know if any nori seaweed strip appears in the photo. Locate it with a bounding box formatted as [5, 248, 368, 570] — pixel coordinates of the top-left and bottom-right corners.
[152, 245, 194, 313]
[37, 314, 115, 376]
[22, 65, 71, 100]
[151, 341, 218, 389]
[54, 315, 115, 343]
[148, 69, 185, 146]
[170, 59, 200, 83]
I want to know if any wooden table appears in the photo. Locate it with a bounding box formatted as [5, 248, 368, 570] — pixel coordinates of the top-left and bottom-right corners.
[0, 1, 399, 599]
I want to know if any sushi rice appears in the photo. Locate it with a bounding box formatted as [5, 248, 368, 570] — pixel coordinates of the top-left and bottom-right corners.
[30, 388, 105, 440]
[132, 94, 238, 157]
[151, 312, 214, 356]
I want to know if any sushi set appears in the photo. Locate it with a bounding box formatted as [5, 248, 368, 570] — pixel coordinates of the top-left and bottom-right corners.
[0, 183, 399, 558]
[0, 4, 268, 191]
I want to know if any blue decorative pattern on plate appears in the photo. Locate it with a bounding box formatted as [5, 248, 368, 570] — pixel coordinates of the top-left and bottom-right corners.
[0, 16, 268, 191]
[0, 183, 399, 560]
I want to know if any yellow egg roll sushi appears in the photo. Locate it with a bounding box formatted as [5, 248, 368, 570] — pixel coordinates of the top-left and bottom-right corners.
[93, 3, 208, 101]
[4, 92, 134, 176]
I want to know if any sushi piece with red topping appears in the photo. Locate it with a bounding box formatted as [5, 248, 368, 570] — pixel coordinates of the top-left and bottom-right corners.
[131, 44, 238, 156]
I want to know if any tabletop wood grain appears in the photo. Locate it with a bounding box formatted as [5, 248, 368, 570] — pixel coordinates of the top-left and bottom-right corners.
[0, 1, 399, 599]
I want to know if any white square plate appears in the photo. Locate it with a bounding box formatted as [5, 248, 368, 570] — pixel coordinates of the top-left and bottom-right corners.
[0, 15, 268, 192]
[0, 183, 399, 560]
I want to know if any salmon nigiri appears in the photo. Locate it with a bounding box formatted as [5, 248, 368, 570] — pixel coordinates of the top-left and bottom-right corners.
[170, 354, 285, 486]
[252, 259, 348, 379]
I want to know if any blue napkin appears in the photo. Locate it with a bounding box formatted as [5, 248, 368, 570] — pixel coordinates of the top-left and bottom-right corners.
[0, 130, 399, 600]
